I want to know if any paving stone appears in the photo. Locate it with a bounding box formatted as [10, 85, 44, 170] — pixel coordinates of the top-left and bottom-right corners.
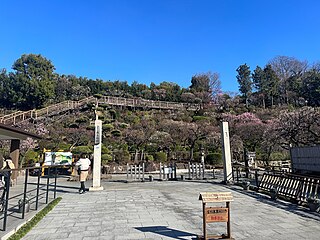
[16, 179, 320, 240]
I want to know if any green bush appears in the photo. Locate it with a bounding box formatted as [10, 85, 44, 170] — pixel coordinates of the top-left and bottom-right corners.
[113, 149, 130, 163]
[206, 152, 223, 166]
[270, 152, 290, 161]
[57, 143, 71, 151]
[93, 93, 103, 99]
[118, 122, 129, 129]
[146, 155, 154, 161]
[192, 116, 210, 121]
[103, 118, 114, 124]
[24, 150, 39, 166]
[72, 146, 92, 155]
[102, 124, 114, 131]
[101, 145, 111, 154]
[154, 152, 167, 162]
[68, 123, 79, 128]
[86, 125, 95, 130]
[101, 154, 112, 165]
[111, 130, 121, 137]
[99, 103, 110, 109]
[75, 117, 89, 123]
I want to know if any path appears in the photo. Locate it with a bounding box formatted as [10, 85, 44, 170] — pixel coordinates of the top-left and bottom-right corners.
[20, 179, 320, 240]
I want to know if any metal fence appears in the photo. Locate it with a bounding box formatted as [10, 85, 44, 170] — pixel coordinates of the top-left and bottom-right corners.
[0, 165, 63, 231]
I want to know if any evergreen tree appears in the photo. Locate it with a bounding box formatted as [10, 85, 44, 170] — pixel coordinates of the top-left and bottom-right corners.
[236, 64, 252, 107]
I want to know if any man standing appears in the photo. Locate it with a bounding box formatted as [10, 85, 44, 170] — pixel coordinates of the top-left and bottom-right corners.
[75, 153, 91, 194]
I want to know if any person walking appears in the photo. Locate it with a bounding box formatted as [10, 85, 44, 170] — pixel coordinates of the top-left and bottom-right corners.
[75, 153, 91, 194]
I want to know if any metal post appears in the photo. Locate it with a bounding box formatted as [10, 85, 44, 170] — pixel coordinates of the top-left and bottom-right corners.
[170, 163, 173, 179]
[142, 163, 145, 181]
[202, 163, 205, 179]
[174, 162, 177, 179]
[236, 167, 239, 183]
[188, 162, 191, 179]
[138, 164, 141, 180]
[130, 165, 133, 179]
[3, 171, 11, 231]
[134, 165, 137, 180]
[195, 163, 198, 179]
[54, 167, 57, 199]
[192, 164, 195, 179]
[22, 169, 29, 219]
[255, 169, 259, 187]
[159, 163, 162, 180]
[126, 163, 129, 179]
[36, 167, 41, 210]
[46, 169, 50, 204]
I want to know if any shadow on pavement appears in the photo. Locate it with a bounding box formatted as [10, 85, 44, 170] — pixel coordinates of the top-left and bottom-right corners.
[135, 226, 198, 240]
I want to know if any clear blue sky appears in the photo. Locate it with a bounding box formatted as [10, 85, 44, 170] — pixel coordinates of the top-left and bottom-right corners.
[1, 0, 320, 92]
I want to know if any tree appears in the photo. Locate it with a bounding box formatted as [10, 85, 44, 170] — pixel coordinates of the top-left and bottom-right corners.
[236, 64, 252, 107]
[301, 69, 320, 106]
[190, 72, 218, 108]
[263, 64, 280, 107]
[277, 107, 320, 148]
[252, 66, 267, 108]
[268, 56, 308, 105]
[12, 54, 56, 109]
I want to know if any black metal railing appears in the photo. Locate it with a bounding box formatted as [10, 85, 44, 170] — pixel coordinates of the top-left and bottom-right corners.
[0, 165, 67, 231]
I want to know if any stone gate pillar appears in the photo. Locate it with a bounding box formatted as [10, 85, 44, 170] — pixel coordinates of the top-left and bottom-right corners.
[221, 122, 233, 183]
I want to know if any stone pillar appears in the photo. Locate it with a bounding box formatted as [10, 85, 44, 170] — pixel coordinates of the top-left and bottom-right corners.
[10, 139, 20, 184]
[221, 122, 233, 183]
[90, 119, 103, 191]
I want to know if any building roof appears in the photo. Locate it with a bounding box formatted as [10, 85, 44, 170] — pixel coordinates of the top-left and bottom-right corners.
[0, 123, 42, 140]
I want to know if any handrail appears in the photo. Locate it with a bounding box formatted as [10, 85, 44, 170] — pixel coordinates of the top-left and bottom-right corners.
[0, 165, 64, 231]
[0, 96, 200, 125]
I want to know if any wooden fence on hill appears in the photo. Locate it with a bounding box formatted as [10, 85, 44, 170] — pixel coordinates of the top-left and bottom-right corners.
[0, 96, 199, 125]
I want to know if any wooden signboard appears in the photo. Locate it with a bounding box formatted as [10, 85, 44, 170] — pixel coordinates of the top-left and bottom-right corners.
[198, 192, 234, 240]
[205, 207, 228, 223]
[199, 192, 233, 203]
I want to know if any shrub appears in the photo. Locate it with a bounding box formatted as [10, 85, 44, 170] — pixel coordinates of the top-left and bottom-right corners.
[206, 152, 223, 166]
[118, 122, 129, 129]
[86, 125, 95, 130]
[72, 146, 92, 155]
[146, 155, 154, 161]
[75, 117, 89, 123]
[102, 124, 114, 131]
[193, 116, 210, 121]
[270, 152, 290, 161]
[111, 130, 121, 137]
[93, 93, 103, 99]
[154, 152, 167, 162]
[101, 154, 112, 165]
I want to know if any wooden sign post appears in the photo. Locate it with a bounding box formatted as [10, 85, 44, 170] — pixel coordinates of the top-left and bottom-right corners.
[198, 192, 234, 240]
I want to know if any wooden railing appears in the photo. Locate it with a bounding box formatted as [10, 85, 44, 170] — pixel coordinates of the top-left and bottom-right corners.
[0, 96, 96, 125]
[0, 96, 199, 125]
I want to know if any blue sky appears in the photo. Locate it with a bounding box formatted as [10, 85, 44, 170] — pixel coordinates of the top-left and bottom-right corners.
[1, 0, 320, 92]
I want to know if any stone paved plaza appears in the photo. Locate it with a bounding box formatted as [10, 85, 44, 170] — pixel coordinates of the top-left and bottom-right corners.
[20, 179, 320, 240]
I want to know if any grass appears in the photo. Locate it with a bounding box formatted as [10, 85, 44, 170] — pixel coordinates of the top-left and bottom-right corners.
[8, 197, 62, 240]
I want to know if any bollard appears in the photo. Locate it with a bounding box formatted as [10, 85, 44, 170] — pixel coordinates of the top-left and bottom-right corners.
[181, 175, 185, 181]
[149, 175, 154, 182]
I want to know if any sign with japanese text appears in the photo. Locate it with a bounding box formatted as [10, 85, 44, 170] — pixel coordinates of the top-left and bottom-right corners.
[205, 207, 228, 222]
